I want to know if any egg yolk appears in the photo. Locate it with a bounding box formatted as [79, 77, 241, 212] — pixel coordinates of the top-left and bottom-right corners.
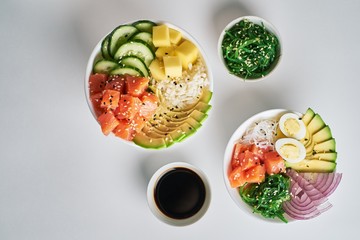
[284, 118, 300, 136]
[279, 143, 299, 160]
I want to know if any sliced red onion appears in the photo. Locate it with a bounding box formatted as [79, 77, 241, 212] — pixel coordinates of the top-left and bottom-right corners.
[300, 172, 342, 197]
[282, 181, 322, 220]
[283, 169, 341, 220]
[287, 169, 328, 206]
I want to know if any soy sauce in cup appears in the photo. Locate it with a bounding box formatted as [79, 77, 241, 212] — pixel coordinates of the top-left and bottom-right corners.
[154, 167, 206, 219]
[147, 162, 211, 226]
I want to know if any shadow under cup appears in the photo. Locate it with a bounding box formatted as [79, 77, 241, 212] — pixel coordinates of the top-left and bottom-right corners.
[147, 162, 211, 226]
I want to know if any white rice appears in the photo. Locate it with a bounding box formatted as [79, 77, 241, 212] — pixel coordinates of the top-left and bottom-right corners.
[153, 57, 209, 110]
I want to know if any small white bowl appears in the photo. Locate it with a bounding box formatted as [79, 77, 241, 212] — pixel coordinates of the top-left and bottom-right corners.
[147, 162, 211, 226]
[84, 20, 213, 148]
[223, 109, 290, 222]
[218, 16, 282, 82]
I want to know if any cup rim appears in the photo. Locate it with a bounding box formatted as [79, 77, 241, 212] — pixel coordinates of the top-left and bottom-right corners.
[147, 162, 211, 226]
[217, 15, 282, 82]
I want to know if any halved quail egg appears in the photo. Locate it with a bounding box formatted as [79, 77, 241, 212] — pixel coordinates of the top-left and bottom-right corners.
[275, 138, 306, 163]
[279, 113, 306, 140]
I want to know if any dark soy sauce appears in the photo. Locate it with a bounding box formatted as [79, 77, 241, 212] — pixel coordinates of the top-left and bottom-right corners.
[154, 167, 206, 219]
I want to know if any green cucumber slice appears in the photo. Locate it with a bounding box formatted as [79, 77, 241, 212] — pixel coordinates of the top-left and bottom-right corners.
[93, 59, 118, 73]
[114, 40, 154, 66]
[132, 20, 157, 33]
[110, 66, 142, 76]
[130, 32, 155, 52]
[101, 36, 112, 60]
[120, 56, 149, 77]
[109, 25, 138, 57]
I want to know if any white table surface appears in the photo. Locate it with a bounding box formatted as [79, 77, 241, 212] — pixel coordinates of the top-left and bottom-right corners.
[1, 0, 359, 239]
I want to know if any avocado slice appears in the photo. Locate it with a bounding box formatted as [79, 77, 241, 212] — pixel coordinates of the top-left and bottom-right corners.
[307, 114, 326, 135]
[141, 125, 175, 147]
[302, 108, 315, 126]
[309, 152, 337, 162]
[285, 159, 336, 172]
[313, 138, 336, 153]
[312, 125, 332, 143]
[132, 131, 166, 149]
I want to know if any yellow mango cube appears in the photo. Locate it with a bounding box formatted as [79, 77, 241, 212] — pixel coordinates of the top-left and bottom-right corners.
[174, 40, 198, 69]
[155, 46, 175, 58]
[149, 59, 166, 81]
[152, 25, 171, 47]
[163, 56, 182, 78]
[169, 28, 182, 45]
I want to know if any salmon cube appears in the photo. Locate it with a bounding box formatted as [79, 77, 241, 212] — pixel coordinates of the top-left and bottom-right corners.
[113, 119, 136, 141]
[228, 166, 246, 188]
[240, 151, 261, 171]
[139, 92, 158, 119]
[263, 151, 286, 175]
[101, 90, 120, 110]
[89, 73, 108, 94]
[126, 75, 149, 97]
[243, 165, 266, 184]
[105, 75, 126, 93]
[114, 94, 141, 120]
[97, 110, 120, 136]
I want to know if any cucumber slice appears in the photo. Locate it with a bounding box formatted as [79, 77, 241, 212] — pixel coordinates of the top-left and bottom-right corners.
[132, 20, 157, 33]
[93, 59, 118, 73]
[120, 56, 149, 77]
[130, 32, 155, 52]
[110, 66, 142, 76]
[114, 40, 155, 66]
[109, 25, 138, 57]
[101, 36, 112, 60]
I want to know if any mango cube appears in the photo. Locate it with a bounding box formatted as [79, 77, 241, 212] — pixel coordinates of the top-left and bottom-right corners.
[169, 28, 182, 45]
[174, 40, 198, 69]
[155, 46, 175, 58]
[152, 25, 171, 47]
[163, 56, 182, 78]
[149, 59, 166, 81]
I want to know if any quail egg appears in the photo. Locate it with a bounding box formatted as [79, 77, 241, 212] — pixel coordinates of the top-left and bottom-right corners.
[279, 113, 306, 140]
[275, 138, 306, 163]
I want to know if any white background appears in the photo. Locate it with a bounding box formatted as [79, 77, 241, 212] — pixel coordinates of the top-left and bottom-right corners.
[0, 0, 359, 239]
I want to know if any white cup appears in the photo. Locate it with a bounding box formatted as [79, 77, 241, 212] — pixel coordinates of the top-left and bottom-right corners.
[147, 162, 211, 226]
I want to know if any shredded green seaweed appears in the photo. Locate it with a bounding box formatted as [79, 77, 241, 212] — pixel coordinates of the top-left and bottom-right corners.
[221, 19, 280, 79]
[239, 174, 291, 223]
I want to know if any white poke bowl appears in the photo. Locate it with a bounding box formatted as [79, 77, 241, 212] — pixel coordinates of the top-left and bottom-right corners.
[84, 20, 213, 149]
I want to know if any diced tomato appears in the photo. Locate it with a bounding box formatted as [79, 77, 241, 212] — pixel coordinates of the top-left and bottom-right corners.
[229, 166, 246, 188]
[139, 92, 158, 119]
[97, 110, 120, 136]
[243, 165, 266, 184]
[126, 75, 149, 97]
[89, 73, 108, 94]
[114, 94, 141, 120]
[231, 143, 250, 169]
[105, 75, 126, 93]
[131, 113, 147, 133]
[90, 92, 103, 118]
[263, 151, 285, 175]
[113, 119, 136, 141]
[100, 90, 120, 110]
[241, 151, 261, 171]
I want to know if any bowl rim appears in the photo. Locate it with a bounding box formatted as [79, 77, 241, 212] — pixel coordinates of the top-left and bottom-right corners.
[84, 19, 214, 148]
[217, 15, 282, 82]
[223, 109, 295, 223]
